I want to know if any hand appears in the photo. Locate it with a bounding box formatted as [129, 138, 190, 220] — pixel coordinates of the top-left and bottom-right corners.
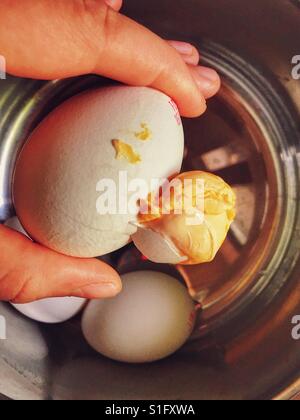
[0, 0, 220, 303]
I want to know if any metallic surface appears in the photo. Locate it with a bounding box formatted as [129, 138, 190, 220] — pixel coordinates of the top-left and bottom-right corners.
[0, 0, 299, 400]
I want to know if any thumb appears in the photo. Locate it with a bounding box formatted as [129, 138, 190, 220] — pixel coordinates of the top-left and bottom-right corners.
[0, 0, 207, 117]
[0, 225, 122, 303]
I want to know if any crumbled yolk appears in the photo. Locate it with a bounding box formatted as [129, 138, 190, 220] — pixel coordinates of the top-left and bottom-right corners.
[112, 139, 141, 164]
[134, 123, 152, 141]
[138, 171, 236, 265]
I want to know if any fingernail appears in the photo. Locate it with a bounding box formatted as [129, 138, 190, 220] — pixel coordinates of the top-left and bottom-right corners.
[182, 55, 200, 66]
[192, 67, 219, 90]
[73, 282, 121, 299]
[105, 0, 119, 9]
[168, 40, 194, 55]
[196, 66, 219, 82]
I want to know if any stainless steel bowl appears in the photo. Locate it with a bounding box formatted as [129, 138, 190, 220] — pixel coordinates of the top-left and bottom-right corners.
[0, 0, 299, 400]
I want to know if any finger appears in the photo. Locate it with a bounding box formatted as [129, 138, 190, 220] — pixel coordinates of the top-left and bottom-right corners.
[0, 0, 206, 117]
[167, 40, 221, 98]
[189, 65, 221, 99]
[167, 40, 200, 66]
[104, 0, 123, 12]
[0, 225, 122, 303]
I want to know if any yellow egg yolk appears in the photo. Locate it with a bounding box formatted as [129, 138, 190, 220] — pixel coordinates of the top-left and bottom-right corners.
[112, 139, 141, 164]
[138, 171, 236, 265]
[134, 123, 152, 141]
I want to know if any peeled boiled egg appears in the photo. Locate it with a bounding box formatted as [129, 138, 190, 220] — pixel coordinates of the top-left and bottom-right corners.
[4, 217, 86, 323]
[13, 86, 184, 258]
[132, 171, 236, 265]
[81, 271, 196, 363]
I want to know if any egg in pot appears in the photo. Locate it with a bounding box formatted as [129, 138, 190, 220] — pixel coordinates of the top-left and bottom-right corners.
[82, 271, 196, 363]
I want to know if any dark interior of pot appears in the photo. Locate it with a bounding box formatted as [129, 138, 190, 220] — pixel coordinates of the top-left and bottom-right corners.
[0, 0, 299, 400]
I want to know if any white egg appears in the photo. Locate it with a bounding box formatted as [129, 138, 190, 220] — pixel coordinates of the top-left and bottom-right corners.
[13, 86, 184, 258]
[82, 271, 196, 363]
[5, 216, 29, 237]
[5, 216, 86, 324]
[11, 297, 86, 324]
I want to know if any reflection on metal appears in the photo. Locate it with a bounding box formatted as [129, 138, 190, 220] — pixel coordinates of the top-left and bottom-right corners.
[0, 316, 6, 340]
[231, 185, 256, 245]
[201, 142, 250, 172]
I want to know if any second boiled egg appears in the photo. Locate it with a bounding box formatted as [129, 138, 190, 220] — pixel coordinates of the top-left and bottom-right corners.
[82, 271, 196, 363]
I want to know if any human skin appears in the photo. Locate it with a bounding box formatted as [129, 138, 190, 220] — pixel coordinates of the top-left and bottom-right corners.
[0, 0, 221, 303]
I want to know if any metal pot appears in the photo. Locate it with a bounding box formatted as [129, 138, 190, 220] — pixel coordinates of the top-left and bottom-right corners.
[0, 0, 299, 400]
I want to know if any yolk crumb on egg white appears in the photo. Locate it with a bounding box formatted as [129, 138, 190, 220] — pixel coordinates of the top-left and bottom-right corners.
[134, 123, 152, 141]
[112, 139, 141, 164]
